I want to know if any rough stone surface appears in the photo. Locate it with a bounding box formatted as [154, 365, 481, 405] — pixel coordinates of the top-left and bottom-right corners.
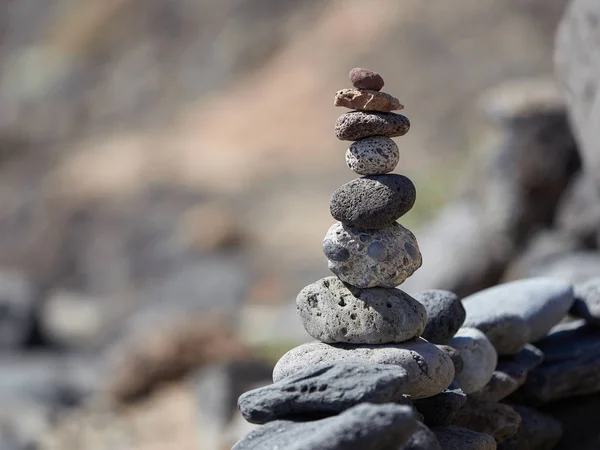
[232, 403, 418, 450]
[515, 320, 600, 404]
[463, 312, 530, 356]
[462, 278, 574, 342]
[330, 175, 416, 229]
[349, 68, 385, 91]
[571, 277, 600, 326]
[470, 371, 521, 403]
[273, 339, 455, 399]
[452, 400, 521, 443]
[323, 222, 422, 288]
[345, 137, 399, 176]
[433, 426, 497, 450]
[413, 290, 466, 344]
[334, 111, 410, 141]
[399, 422, 442, 450]
[296, 277, 426, 344]
[238, 363, 410, 424]
[413, 388, 467, 426]
[498, 404, 562, 450]
[448, 328, 497, 394]
[438, 345, 464, 376]
[0, 272, 37, 349]
[334, 88, 403, 112]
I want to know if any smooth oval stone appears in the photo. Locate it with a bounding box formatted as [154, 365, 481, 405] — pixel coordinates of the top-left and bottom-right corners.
[349, 68, 385, 91]
[232, 403, 417, 450]
[330, 175, 416, 229]
[273, 339, 455, 399]
[413, 290, 466, 344]
[346, 136, 399, 175]
[238, 363, 410, 424]
[572, 277, 600, 326]
[335, 111, 410, 141]
[463, 313, 530, 356]
[323, 222, 422, 288]
[433, 426, 497, 450]
[334, 88, 403, 112]
[296, 277, 426, 344]
[462, 278, 574, 342]
[448, 328, 497, 394]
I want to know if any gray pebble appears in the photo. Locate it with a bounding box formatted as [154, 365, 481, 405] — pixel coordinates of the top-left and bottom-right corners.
[238, 363, 410, 424]
[498, 404, 562, 450]
[433, 426, 497, 450]
[399, 422, 442, 450]
[462, 278, 574, 342]
[448, 328, 497, 394]
[232, 403, 418, 450]
[452, 400, 521, 443]
[470, 371, 521, 403]
[463, 312, 530, 356]
[346, 136, 399, 175]
[296, 277, 426, 344]
[413, 290, 466, 344]
[273, 339, 454, 399]
[335, 111, 410, 141]
[437, 345, 464, 375]
[330, 175, 416, 229]
[413, 387, 467, 426]
[323, 222, 422, 288]
[572, 277, 600, 326]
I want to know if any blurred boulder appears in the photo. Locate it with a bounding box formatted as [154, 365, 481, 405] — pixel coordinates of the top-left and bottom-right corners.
[0, 271, 38, 349]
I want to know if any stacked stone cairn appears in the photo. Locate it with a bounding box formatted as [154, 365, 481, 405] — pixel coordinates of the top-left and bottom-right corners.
[233, 69, 594, 450]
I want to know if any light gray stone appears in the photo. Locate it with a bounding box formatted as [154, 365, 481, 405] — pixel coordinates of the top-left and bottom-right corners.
[334, 111, 410, 141]
[413, 290, 466, 344]
[273, 339, 454, 399]
[346, 137, 399, 175]
[572, 277, 600, 327]
[448, 328, 497, 394]
[463, 312, 530, 356]
[296, 277, 426, 344]
[323, 222, 422, 289]
[462, 278, 574, 342]
[232, 403, 418, 450]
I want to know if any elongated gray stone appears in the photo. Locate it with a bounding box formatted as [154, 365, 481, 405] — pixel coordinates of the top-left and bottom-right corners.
[335, 111, 410, 141]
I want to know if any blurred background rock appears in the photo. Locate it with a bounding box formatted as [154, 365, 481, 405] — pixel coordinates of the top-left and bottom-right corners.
[1, 0, 594, 448]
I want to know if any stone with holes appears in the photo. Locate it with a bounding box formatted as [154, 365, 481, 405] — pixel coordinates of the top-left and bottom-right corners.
[345, 136, 399, 175]
[335, 111, 410, 141]
[296, 276, 426, 344]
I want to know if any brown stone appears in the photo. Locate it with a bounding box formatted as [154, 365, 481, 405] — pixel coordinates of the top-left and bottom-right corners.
[349, 68, 385, 91]
[334, 88, 403, 112]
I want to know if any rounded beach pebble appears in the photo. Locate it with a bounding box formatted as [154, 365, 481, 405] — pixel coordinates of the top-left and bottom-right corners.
[412, 290, 466, 344]
[335, 111, 410, 141]
[296, 276, 426, 344]
[345, 136, 399, 175]
[448, 328, 497, 394]
[349, 67, 385, 91]
[273, 339, 455, 399]
[334, 88, 403, 112]
[323, 222, 422, 288]
[330, 174, 416, 229]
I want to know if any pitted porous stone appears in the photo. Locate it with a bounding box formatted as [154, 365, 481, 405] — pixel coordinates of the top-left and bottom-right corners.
[330, 175, 416, 229]
[448, 328, 497, 394]
[335, 111, 410, 141]
[346, 136, 399, 175]
[349, 68, 385, 91]
[323, 222, 422, 288]
[334, 88, 404, 112]
[272, 339, 455, 399]
[296, 276, 426, 344]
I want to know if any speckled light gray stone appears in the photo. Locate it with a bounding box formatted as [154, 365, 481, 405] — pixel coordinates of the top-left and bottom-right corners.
[238, 363, 411, 424]
[463, 312, 530, 356]
[448, 328, 497, 394]
[413, 290, 466, 344]
[346, 137, 399, 175]
[433, 426, 497, 450]
[323, 222, 422, 288]
[273, 339, 454, 399]
[462, 278, 574, 342]
[335, 111, 410, 141]
[572, 277, 600, 326]
[296, 277, 426, 344]
[232, 403, 418, 450]
[330, 175, 416, 229]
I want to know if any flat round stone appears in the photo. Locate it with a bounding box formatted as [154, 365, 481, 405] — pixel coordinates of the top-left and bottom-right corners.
[349, 68, 385, 91]
[413, 290, 466, 344]
[273, 339, 455, 399]
[335, 111, 410, 141]
[334, 89, 403, 112]
[448, 328, 497, 394]
[323, 222, 422, 288]
[346, 136, 399, 175]
[296, 276, 426, 344]
[330, 175, 416, 229]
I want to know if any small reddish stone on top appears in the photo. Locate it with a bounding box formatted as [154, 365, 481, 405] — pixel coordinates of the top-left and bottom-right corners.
[349, 68, 385, 91]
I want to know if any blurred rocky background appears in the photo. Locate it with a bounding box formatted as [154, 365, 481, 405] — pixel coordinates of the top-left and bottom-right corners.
[3, 0, 599, 448]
